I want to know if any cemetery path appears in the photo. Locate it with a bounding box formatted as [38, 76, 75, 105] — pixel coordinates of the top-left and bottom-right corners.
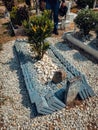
[0, 5, 16, 45]
[0, 38, 98, 130]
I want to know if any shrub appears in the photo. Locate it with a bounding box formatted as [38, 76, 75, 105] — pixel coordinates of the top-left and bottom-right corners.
[23, 10, 53, 59]
[16, 6, 29, 25]
[10, 6, 18, 26]
[95, 25, 98, 38]
[94, 12, 98, 38]
[10, 6, 29, 26]
[2, 0, 14, 11]
[25, 0, 31, 7]
[74, 9, 96, 36]
[76, 0, 94, 8]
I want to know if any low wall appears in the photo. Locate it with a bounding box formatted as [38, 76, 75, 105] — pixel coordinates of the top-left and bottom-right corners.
[62, 32, 98, 61]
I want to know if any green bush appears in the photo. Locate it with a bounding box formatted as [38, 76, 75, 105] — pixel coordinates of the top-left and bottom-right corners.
[10, 6, 18, 26]
[25, 0, 31, 7]
[94, 12, 98, 38]
[74, 9, 96, 36]
[10, 6, 29, 26]
[2, 0, 14, 11]
[16, 6, 29, 25]
[23, 10, 53, 59]
[76, 0, 94, 8]
[95, 25, 98, 38]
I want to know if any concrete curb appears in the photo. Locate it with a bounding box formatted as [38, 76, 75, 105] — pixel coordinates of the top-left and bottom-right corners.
[62, 32, 98, 61]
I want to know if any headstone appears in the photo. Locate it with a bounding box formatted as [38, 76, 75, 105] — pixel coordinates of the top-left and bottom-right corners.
[65, 1, 77, 22]
[65, 76, 82, 104]
[85, 5, 89, 9]
[67, 1, 72, 14]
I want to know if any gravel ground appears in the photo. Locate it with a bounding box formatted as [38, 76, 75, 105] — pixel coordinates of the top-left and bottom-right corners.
[0, 38, 98, 130]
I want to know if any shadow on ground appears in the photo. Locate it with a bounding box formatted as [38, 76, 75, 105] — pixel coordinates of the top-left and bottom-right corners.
[54, 41, 89, 62]
[73, 52, 88, 62]
[88, 39, 98, 51]
[54, 41, 73, 52]
[6, 46, 39, 118]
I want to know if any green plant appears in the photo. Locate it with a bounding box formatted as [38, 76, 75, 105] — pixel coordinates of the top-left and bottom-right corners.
[25, 0, 31, 7]
[16, 6, 29, 26]
[10, 6, 18, 26]
[23, 10, 53, 59]
[2, 0, 14, 11]
[94, 12, 98, 38]
[74, 9, 96, 36]
[95, 25, 98, 38]
[10, 6, 29, 26]
[76, 0, 94, 8]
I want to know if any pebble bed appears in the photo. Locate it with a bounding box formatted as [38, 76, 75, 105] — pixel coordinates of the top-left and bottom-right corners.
[0, 38, 98, 130]
[34, 52, 59, 84]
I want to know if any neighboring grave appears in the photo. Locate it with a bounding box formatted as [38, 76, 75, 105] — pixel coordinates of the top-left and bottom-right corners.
[58, 0, 77, 30]
[66, 0, 77, 22]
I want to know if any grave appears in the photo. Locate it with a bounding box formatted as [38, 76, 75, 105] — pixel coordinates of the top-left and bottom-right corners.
[14, 39, 95, 115]
[62, 31, 98, 60]
[58, 0, 77, 30]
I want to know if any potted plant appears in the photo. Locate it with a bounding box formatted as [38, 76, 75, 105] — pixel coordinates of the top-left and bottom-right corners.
[74, 9, 96, 36]
[23, 10, 53, 59]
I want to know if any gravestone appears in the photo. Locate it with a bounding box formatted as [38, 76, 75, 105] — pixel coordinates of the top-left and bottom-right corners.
[65, 76, 82, 104]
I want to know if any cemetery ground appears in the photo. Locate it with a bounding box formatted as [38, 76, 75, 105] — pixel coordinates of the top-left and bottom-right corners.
[0, 2, 98, 130]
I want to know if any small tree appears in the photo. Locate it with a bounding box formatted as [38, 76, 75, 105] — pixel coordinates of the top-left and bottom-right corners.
[74, 9, 96, 36]
[23, 10, 53, 59]
[2, 0, 14, 11]
[10, 6, 18, 26]
[25, 0, 31, 7]
[76, 0, 94, 8]
[94, 12, 98, 38]
[10, 6, 29, 26]
[95, 25, 98, 38]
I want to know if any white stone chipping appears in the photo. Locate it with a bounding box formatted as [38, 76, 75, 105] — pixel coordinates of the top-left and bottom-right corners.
[34, 52, 59, 84]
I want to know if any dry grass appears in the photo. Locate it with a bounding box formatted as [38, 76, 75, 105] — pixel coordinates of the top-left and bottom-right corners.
[0, 8, 16, 46]
[0, 24, 15, 44]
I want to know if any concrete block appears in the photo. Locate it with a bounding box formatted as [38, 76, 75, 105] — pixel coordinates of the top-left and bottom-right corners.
[66, 76, 82, 104]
